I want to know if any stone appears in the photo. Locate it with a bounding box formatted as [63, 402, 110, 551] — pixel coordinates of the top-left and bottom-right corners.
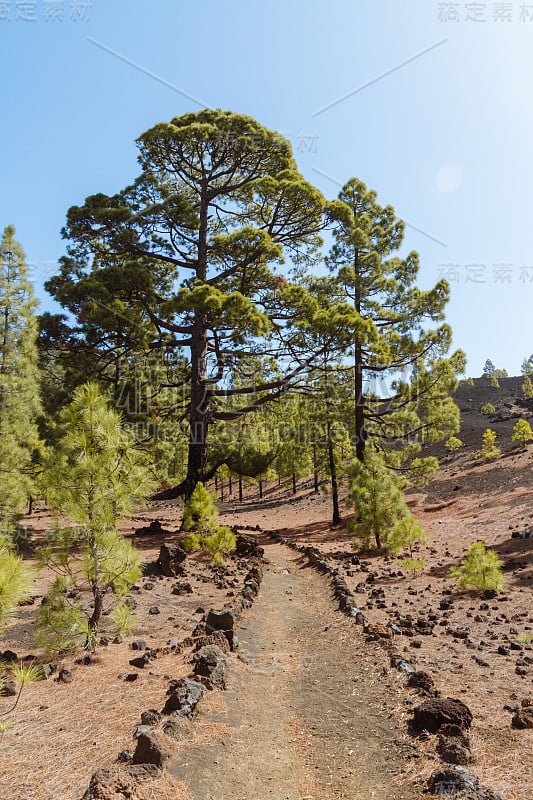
[171, 581, 193, 595]
[81, 765, 162, 799]
[135, 519, 172, 538]
[193, 645, 227, 689]
[140, 710, 161, 727]
[408, 671, 438, 696]
[206, 607, 239, 648]
[131, 640, 147, 651]
[132, 732, 173, 768]
[193, 631, 231, 653]
[56, 668, 73, 684]
[162, 677, 204, 716]
[427, 766, 503, 799]
[162, 715, 194, 741]
[437, 727, 473, 765]
[412, 698, 473, 733]
[511, 707, 533, 729]
[157, 542, 187, 578]
[0, 679, 17, 697]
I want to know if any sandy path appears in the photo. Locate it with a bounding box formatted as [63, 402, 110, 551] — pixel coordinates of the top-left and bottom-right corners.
[169, 543, 421, 800]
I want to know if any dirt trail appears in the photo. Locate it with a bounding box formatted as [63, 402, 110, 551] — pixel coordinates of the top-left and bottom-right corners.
[169, 543, 422, 800]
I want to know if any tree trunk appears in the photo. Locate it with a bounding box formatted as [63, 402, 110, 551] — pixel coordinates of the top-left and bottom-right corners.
[292, 472, 297, 495]
[88, 584, 105, 646]
[355, 340, 366, 462]
[238, 475, 243, 502]
[185, 324, 210, 499]
[259, 478, 263, 499]
[327, 418, 341, 526]
[313, 443, 319, 492]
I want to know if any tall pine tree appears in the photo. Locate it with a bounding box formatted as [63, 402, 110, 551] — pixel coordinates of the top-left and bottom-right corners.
[0, 226, 42, 532]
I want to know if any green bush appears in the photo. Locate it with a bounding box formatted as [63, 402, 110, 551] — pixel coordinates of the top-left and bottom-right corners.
[512, 419, 533, 449]
[445, 435, 463, 454]
[480, 402, 495, 415]
[396, 557, 425, 577]
[477, 428, 500, 460]
[448, 541, 505, 593]
[182, 483, 236, 564]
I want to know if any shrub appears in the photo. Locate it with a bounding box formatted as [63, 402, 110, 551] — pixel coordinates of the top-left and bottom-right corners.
[36, 383, 151, 653]
[390, 514, 429, 557]
[448, 540, 505, 593]
[522, 375, 533, 398]
[396, 557, 425, 577]
[0, 544, 33, 634]
[477, 428, 500, 460]
[346, 449, 409, 552]
[182, 483, 236, 564]
[512, 419, 533, 449]
[481, 402, 495, 415]
[445, 435, 463, 454]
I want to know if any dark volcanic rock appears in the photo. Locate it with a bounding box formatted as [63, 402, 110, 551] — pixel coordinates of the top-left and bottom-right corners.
[437, 726, 473, 765]
[412, 698, 473, 733]
[511, 706, 533, 729]
[408, 671, 439, 696]
[427, 766, 502, 799]
[193, 644, 227, 689]
[205, 607, 239, 648]
[132, 732, 172, 767]
[81, 764, 162, 799]
[162, 677, 204, 716]
[157, 542, 187, 577]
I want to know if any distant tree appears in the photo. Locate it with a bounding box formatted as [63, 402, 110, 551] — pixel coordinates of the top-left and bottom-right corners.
[448, 541, 505, 593]
[512, 419, 533, 449]
[390, 514, 429, 557]
[521, 354, 533, 376]
[477, 428, 501, 461]
[36, 383, 153, 653]
[445, 435, 463, 454]
[0, 226, 43, 531]
[482, 359, 495, 378]
[522, 374, 533, 398]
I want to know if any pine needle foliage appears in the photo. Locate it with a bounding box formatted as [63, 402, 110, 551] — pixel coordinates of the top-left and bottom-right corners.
[512, 419, 533, 449]
[448, 541, 505, 593]
[181, 482, 236, 564]
[36, 382, 153, 653]
[477, 428, 501, 461]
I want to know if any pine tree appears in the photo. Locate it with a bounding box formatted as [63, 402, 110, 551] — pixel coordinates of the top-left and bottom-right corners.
[0, 226, 43, 532]
[512, 419, 533, 449]
[346, 448, 409, 551]
[521, 355, 533, 376]
[181, 482, 236, 565]
[477, 428, 501, 460]
[521, 374, 533, 398]
[36, 383, 153, 652]
[326, 179, 464, 470]
[445, 435, 463, 455]
[448, 541, 505, 593]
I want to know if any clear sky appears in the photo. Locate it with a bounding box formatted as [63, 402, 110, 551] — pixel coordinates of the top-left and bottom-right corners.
[1, 0, 532, 375]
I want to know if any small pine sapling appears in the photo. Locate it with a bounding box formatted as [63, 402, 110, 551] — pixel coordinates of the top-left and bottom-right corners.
[0, 543, 33, 633]
[522, 374, 533, 398]
[448, 540, 505, 593]
[477, 428, 501, 460]
[490, 374, 500, 389]
[346, 449, 409, 552]
[182, 483, 236, 564]
[445, 435, 463, 455]
[512, 419, 533, 449]
[480, 402, 495, 415]
[391, 515, 429, 576]
[35, 383, 152, 654]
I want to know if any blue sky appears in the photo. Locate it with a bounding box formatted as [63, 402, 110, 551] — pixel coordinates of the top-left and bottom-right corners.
[1, 0, 532, 375]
